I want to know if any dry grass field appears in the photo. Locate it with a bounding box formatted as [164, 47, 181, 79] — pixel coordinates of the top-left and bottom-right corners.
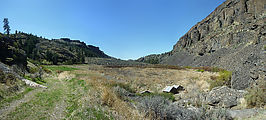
[1, 64, 245, 120]
[67, 64, 220, 119]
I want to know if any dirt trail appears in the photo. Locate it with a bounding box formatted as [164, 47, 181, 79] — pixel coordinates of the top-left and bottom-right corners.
[0, 88, 45, 119]
[0, 71, 74, 119]
[0, 66, 112, 119]
[50, 71, 72, 120]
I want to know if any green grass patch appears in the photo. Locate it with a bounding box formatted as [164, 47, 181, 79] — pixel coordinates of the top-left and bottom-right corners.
[6, 89, 63, 119]
[66, 95, 79, 118]
[209, 70, 232, 90]
[137, 92, 176, 102]
[196, 69, 205, 72]
[71, 107, 113, 120]
[193, 66, 224, 72]
[0, 87, 33, 108]
[77, 80, 85, 87]
[44, 66, 79, 72]
[185, 66, 192, 69]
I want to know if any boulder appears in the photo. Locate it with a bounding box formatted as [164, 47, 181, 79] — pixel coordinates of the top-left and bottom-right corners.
[228, 109, 265, 119]
[206, 86, 246, 108]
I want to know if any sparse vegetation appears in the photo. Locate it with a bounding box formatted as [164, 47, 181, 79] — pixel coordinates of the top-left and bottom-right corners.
[109, 82, 136, 93]
[44, 66, 79, 72]
[3, 73, 17, 86]
[73, 107, 114, 120]
[6, 89, 63, 119]
[138, 96, 199, 120]
[137, 92, 176, 102]
[209, 70, 232, 90]
[193, 66, 224, 72]
[138, 96, 169, 119]
[244, 80, 265, 108]
[0, 70, 5, 83]
[23, 75, 46, 84]
[1, 64, 261, 119]
[144, 57, 159, 64]
[0, 87, 33, 108]
[200, 108, 233, 120]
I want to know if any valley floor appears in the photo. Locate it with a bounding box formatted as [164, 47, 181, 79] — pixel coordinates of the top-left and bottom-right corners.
[0, 64, 265, 120]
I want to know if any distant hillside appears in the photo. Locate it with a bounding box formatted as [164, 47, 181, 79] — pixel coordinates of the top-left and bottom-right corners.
[138, 0, 265, 90]
[0, 32, 110, 67]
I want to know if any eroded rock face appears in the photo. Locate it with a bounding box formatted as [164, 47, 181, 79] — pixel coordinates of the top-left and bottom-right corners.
[149, 0, 266, 90]
[173, 0, 265, 53]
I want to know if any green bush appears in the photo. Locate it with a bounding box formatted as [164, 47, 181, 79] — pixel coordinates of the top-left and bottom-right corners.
[245, 80, 265, 108]
[196, 69, 205, 72]
[185, 66, 192, 69]
[209, 70, 232, 90]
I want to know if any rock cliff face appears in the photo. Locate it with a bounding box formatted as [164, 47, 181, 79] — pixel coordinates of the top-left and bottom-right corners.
[172, 0, 265, 54]
[139, 0, 266, 90]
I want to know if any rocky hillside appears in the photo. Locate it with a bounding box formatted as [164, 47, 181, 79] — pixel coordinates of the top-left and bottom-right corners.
[0, 32, 110, 67]
[138, 0, 265, 90]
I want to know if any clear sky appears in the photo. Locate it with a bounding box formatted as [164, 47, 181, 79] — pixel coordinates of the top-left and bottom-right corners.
[0, 0, 225, 60]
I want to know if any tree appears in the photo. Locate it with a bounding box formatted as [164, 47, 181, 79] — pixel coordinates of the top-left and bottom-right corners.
[3, 18, 10, 35]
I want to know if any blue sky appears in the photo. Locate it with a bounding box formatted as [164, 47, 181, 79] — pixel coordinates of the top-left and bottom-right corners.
[0, 0, 225, 60]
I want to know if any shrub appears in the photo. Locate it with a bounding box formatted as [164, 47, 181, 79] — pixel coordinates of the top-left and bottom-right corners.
[245, 80, 265, 108]
[0, 70, 5, 83]
[113, 86, 132, 100]
[138, 96, 198, 119]
[101, 88, 116, 107]
[138, 92, 176, 102]
[138, 96, 169, 119]
[209, 70, 232, 90]
[5, 73, 17, 85]
[40, 65, 52, 73]
[109, 82, 136, 93]
[28, 67, 38, 74]
[199, 108, 233, 120]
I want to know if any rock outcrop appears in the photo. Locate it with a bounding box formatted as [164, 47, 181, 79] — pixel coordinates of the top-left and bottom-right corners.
[206, 86, 246, 108]
[139, 0, 266, 90]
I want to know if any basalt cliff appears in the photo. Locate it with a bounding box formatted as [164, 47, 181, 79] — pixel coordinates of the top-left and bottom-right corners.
[138, 0, 266, 90]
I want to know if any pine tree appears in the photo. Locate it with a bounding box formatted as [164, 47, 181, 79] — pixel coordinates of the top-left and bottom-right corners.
[3, 18, 10, 35]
